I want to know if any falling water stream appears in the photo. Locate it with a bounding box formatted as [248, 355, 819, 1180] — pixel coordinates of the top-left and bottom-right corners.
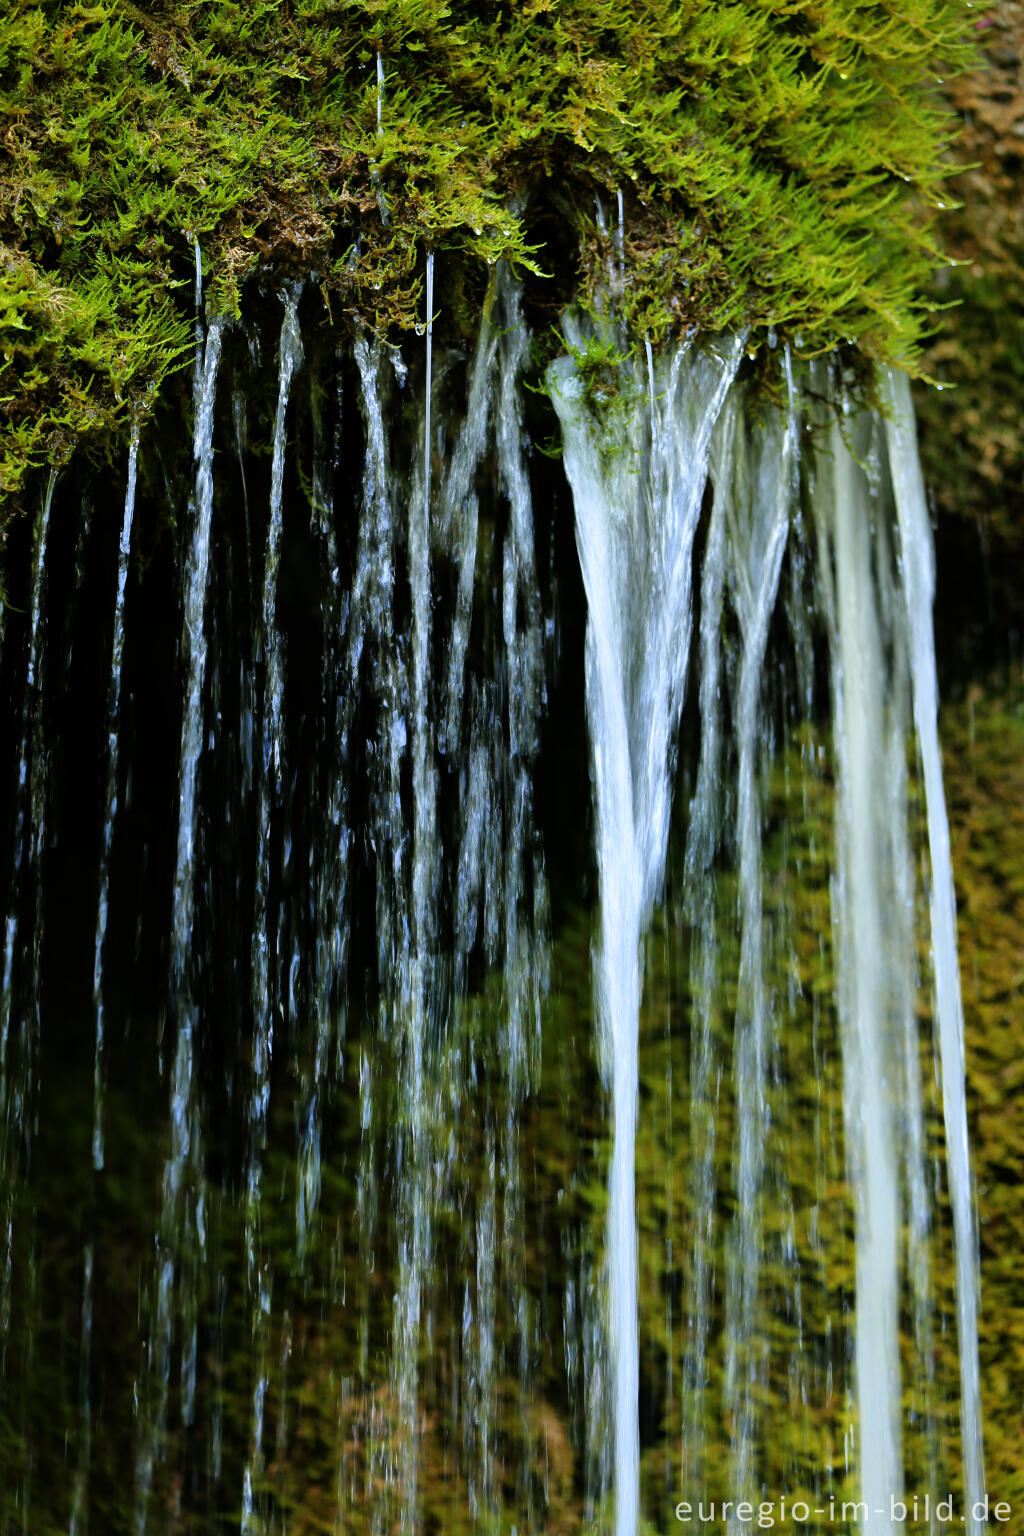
[0, 280, 989, 1536]
[717, 378, 797, 1529]
[883, 371, 986, 1535]
[549, 321, 741, 1535]
[92, 427, 140, 1171]
[816, 402, 908, 1531]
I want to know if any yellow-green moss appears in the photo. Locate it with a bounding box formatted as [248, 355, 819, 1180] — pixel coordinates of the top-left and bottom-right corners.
[0, 0, 973, 519]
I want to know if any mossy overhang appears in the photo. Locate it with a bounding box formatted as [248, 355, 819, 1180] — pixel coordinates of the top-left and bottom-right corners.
[0, 0, 973, 528]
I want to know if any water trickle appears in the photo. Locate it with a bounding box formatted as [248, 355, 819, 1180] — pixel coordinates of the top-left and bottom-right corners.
[250, 288, 304, 1207]
[495, 268, 548, 1088]
[0, 471, 56, 1459]
[170, 317, 226, 988]
[299, 356, 346, 1259]
[134, 316, 224, 1536]
[440, 271, 499, 754]
[391, 251, 439, 1532]
[1, 471, 56, 1065]
[91, 427, 140, 1171]
[883, 369, 985, 1533]
[244, 287, 304, 1525]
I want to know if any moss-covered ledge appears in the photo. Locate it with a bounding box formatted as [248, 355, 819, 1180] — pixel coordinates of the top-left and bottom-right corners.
[0, 0, 972, 527]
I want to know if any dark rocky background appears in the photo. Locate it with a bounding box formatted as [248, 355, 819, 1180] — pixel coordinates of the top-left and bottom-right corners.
[919, 1, 1024, 683]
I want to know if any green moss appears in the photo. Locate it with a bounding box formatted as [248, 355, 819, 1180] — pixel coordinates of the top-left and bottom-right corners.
[0, 0, 973, 520]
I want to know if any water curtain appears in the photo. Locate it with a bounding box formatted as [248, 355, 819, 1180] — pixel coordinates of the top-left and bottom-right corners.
[0, 280, 984, 1535]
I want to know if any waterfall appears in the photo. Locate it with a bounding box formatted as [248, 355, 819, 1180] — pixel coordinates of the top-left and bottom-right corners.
[549, 336, 985, 1533]
[549, 320, 741, 1535]
[393, 248, 437, 1532]
[245, 285, 304, 1525]
[681, 404, 731, 1502]
[815, 400, 907, 1528]
[883, 370, 985, 1532]
[299, 353, 345, 1258]
[495, 272, 547, 1087]
[718, 374, 797, 1524]
[135, 314, 224, 1535]
[0, 287, 990, 1536]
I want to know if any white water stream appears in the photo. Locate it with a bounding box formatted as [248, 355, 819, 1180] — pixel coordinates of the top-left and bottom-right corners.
[250, 288, 304, 1227]
[92, 426, 140, 1171]
[170, 317, 226, 988]
[719, 376, 797, 1523]
[550, 321, 741, 1535]
[816, 403, 906, 1528]
[0, 290, 989, 1536]
[551, 334, 984, 1535]
[883, 369, 985, 1533]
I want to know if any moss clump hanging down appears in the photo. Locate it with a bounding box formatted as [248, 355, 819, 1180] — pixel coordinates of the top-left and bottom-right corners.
[0, 0, 971, 519]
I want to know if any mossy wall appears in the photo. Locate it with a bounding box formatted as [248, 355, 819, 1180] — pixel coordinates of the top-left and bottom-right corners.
[0, 0, 971, 527]
[916, 2, 1024, 673]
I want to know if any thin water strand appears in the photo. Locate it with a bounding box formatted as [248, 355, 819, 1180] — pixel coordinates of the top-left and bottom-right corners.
[410, 251, 436, 976]
[883, 368, 985, 1534]
[1, 469, 56, 1081]
[440, 273, 499, 753]
[495, 266, 548, 1091]
[136, 318, 223, 1536]
[300, 362, 346, 1259]
[170, 318, 226, 988]
[91, 426, 140, 1170]
[0, 470, 56, 1407]
[243, 289, 303, 1531]
[250, 289, 304, 1202]
[392, 252, 438, 1536]
[350, 332, 415, 1530]
[26, 473, 59, 1050]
